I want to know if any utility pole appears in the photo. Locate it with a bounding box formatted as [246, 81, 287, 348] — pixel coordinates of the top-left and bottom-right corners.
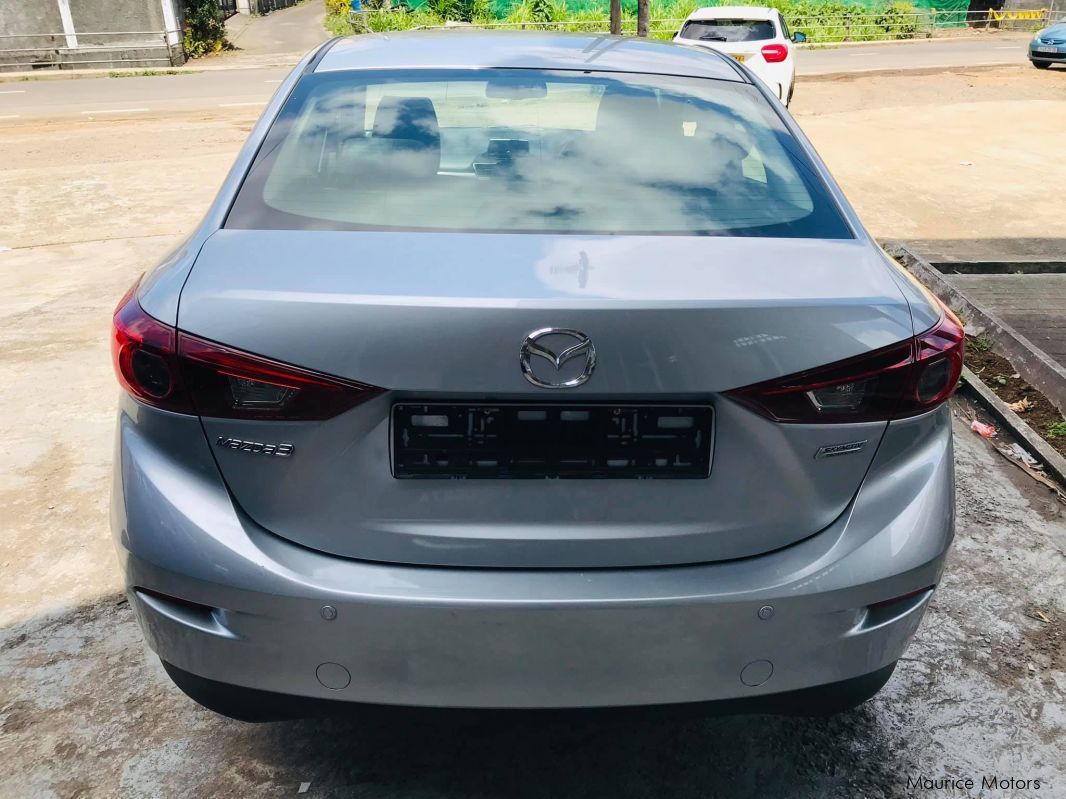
[637, 0, 649, 36]
[610, 0, 622, 35]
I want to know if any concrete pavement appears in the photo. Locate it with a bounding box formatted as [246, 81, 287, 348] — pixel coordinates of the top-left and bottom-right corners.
[3, 409, 1063, 798]
[224, 0, 328, 57]
[1, 55, 1064, 799]
[947, 270, 1066, 367]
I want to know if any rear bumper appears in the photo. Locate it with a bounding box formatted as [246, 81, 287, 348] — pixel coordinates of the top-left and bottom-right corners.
[113, 400, 954, 710]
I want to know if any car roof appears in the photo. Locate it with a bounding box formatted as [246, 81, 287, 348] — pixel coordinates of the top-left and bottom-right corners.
[686, 6, 779, 21]
[315, 30, 746, 82]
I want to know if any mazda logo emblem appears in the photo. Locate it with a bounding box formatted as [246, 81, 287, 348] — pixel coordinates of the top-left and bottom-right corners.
[520, 328, 596, 388]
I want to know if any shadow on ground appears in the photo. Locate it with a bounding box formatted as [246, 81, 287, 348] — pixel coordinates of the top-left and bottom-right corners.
[250, 696, 906, 798]
[2, 415, 1063, 798]
[0, 593, 910, 799]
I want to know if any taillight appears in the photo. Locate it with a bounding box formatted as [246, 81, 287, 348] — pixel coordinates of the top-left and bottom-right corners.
[112, 281, 383, 420]
[761, 43, 789, 63]
[726, 307, 964, 423]
[177, 335, 383, 420]
[112, 276, 193, 414]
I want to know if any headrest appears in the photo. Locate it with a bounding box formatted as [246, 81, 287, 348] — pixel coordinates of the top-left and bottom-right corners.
[594, 87, 663, 138]
[371, 96, 440, 149]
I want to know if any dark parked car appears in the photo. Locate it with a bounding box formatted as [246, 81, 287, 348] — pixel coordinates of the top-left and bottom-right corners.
[1030, 21, 1066, 68]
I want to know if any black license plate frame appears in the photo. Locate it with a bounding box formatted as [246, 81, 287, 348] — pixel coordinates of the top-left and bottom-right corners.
[391, 402, 713, 479]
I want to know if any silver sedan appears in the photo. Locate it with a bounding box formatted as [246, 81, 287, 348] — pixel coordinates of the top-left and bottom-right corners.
[111, 31, 962, 720]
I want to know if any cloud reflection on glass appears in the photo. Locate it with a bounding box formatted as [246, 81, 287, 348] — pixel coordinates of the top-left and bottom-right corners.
[230, 70, 848, 239]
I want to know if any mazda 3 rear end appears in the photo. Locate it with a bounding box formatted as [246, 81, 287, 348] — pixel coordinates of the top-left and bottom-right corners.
[111, 32, 960, 720]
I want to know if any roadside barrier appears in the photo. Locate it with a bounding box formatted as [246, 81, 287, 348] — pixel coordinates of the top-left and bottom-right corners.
[404, 8, 1062, 43]
[0, 30, 181, 70]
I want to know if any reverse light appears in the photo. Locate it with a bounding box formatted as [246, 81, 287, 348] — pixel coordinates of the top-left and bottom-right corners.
[727, 306, 964, 423]
[112, 280, 383, 420]
[761, 43, 789, 63]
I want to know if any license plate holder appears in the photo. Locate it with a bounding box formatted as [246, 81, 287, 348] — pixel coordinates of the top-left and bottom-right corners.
[392, 403, 713, 479]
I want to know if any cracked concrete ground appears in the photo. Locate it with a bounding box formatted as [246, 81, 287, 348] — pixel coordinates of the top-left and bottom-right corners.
[1, 413, 1063, 798]
[1, 67, 1064, 798]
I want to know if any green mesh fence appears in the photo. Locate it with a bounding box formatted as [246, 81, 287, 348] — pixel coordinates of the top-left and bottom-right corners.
[399, 0, 975, 25]
[915, 0, 974, 27]
[387, 0, 979, 38]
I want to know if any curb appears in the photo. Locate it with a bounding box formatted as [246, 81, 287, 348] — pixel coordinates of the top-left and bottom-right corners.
[0, 55, 304, 83]
[885, 241, 1066, 417]
[960, 366, 1066, 487]
[799, 61, 1022, 79]
[795, 31, 1030, 50]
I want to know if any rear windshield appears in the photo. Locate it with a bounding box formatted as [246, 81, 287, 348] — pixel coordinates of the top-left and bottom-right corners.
[226, 69, 851, 238]
[678, 19, 777, 42]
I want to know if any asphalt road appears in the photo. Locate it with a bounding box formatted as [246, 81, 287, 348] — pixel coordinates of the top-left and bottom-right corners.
[797, 32, 1032, 74]
[0, 67, 293, 121]
[0, 33, 1037, 122]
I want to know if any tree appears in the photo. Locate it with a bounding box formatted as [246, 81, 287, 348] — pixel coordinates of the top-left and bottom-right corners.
[610, 0, 621, 34]
[637, 0, 649, 36]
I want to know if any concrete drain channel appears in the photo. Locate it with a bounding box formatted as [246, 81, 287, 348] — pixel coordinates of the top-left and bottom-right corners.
[929, 260, 1066, 367]
[930, 262, 1066, 275]
[885, 243, 1066, 488]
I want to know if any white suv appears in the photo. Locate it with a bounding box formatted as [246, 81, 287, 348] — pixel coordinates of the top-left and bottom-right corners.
[674, 7, 805, 105]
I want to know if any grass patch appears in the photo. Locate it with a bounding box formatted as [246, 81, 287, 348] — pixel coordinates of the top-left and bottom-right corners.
[1048, 422, 1066, 440]
[107, 69, 190, 78]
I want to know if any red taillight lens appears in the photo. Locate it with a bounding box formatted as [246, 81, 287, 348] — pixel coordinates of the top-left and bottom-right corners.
[177, 334, 383, 420]
[726, 307, 964, 424]
[112, 276, 194, 414]
[111, 281, 383, 420]
[908, 306, 965, 410]
[761, 43, 789, 63]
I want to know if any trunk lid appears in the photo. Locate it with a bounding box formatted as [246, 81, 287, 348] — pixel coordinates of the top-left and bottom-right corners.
[700, 41, 761, 66]
[178, 230, 912, 568]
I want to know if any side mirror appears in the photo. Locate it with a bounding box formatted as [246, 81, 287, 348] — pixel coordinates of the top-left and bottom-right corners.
[792, 31, 807, 43]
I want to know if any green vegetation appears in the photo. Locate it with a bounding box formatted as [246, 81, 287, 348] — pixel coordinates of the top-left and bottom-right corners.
[108, 69, 191, 78]
[325, 0, 924, 42]
[774, 1, 919, 43]
[968, 336, 994, 353]
[182, 0, 231, 58]
[1047, 421, 1066, 440]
